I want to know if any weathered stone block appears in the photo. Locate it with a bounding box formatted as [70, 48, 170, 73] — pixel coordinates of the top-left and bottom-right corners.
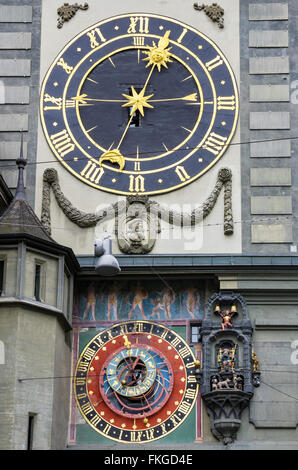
[0, 33, 31, 50]
[0, 141, 28, 159]
[1, 86, 30, 104]
[249, 30, 288, 48]
[0, 114, 28, 132]
[250, 139, 291, 157]
[250, 168, 291, 186]
[0, 60, 31, 76]
[250, 112, 290, 129]
[251, 196, 292, 214]
[250, 84, 289, 102]
[249, 3, 288, 21]
[249, 56, 289, 74]
[251, 224, 292, 243]
[0, 6, 32, 23]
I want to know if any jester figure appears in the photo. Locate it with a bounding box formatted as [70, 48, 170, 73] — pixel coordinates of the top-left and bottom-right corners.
[219, 309, 235, 330]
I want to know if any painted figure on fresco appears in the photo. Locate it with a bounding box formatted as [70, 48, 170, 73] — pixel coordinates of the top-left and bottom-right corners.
[186, 286, 200, 318]
[106, 282, 119, 321]
[126, 282, 148, 319]
[148, 286, 176, 319]
[149, 297, 164, 319]
[160, 287, 176, 319]
[77, 280, 204, 322]
[82, 281, 97, 321]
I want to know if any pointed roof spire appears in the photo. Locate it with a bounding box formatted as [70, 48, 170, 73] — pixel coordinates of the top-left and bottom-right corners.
[0, 133, 56, 243]
[14, 132, 27, 201]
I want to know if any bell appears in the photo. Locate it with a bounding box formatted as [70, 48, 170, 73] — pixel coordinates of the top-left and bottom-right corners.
[231, 304, 237, 313]
[214, 304, 220, 313]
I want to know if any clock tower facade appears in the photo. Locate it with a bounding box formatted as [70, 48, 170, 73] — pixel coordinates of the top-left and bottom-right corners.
[0, 0, 298, 451]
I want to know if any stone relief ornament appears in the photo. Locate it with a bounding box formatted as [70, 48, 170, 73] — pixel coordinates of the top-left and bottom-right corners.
[115, 195, 160, 254]
[57, 2, 89, 29]
[193, 3, 224, 29]
[41, 167, 233, 253]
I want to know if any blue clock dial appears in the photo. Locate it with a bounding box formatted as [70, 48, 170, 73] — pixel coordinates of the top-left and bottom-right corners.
[40, 13, 238, 195]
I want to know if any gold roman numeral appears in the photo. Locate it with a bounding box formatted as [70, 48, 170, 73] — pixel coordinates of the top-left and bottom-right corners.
[171, 337, 181, 348]
[44, 95, 78, 111]
[87, 28, 106, 48]
[175, 165, 190, 182]
[83, 347, 96, 362]
[179, 346, 190, 359]
[77, 360, 89, 372]
[187, 375, 197, 383]
[102, 423, 112, 435]
[90, 415, 102, 427]
[119, 324, 129, 336]
[202, 132, 227, 156]
[134, 161, 141, 171]
[205, 55, 223, 71]
[127, 16, 149, 34]
[132, 322, 144, 333]
[80, 161, 104, 184]
[177, 28, 188, 44]
[177, 400, 191, 414]
[50, 129, 75, 157]
[57, 57, 73, 75]
[217, 95, 236, 111]
[75, 377, 86, 386]
[160, 330, 169, 340]
[133, 36, 145, 46]
[44, 94, 62, 111]
[129, 174, 145, 192]
[81, 402, 93, 414]
[185, 388, 197, 399]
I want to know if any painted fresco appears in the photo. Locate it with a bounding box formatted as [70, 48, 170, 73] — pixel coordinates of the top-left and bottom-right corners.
[73, 280, 205, 321]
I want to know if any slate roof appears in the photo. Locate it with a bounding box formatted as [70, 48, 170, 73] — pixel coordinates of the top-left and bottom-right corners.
[0, 135, 55, 243]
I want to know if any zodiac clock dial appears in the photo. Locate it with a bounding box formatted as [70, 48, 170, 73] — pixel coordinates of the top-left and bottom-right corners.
[40, 13, 238, 195]
[74, 321, 198, 443]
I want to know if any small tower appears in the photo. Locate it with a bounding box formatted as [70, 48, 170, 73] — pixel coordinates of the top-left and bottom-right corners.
[0, 135, 79, 450]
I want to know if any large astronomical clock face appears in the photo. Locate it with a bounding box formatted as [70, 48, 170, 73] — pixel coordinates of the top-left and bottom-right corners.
[74, 321, 199, 443]
[40, 13, 238, 196]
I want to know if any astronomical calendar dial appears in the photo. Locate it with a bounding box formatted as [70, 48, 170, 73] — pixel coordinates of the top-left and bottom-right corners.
[74, 321, 199, 443]
[40, 13, 238, 196]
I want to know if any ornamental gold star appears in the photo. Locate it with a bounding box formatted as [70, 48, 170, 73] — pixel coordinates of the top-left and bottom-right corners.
[122, 86, 154, 116]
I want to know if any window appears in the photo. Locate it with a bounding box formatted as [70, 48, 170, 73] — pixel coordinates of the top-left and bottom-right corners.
[0, 260, 4, 296]
[34, 264, 41, 301]
[190, 325, 200, 343]
[27, 413, 36, 450]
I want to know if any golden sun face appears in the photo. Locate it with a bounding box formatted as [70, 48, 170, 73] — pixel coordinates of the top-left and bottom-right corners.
[142, 30, 173, 71]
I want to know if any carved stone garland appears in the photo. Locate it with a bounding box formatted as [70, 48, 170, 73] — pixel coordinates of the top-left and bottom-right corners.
[41, 167, 234, 253]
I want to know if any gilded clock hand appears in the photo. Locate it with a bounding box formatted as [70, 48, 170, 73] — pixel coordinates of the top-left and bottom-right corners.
[72, 92, 199, 106]
[98, 31, 174, 172]
[142, 30, 173, 72]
